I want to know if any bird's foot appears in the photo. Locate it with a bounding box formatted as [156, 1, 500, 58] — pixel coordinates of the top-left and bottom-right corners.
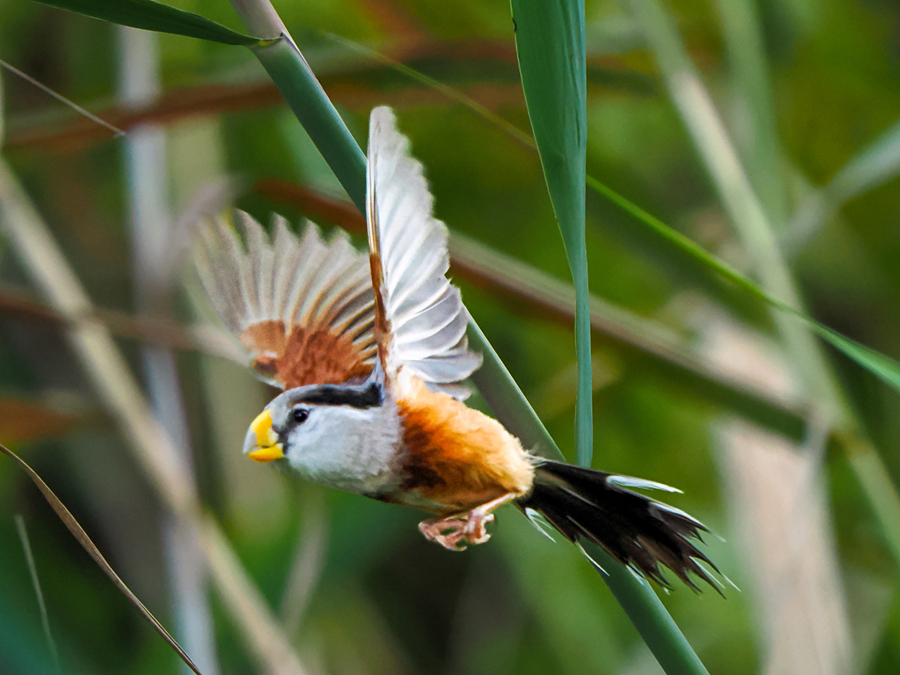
[418, 511, 495, 551]
[418, 493, 517, 551]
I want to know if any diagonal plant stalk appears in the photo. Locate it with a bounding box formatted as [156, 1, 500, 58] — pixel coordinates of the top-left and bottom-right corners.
[117, 25, 219, 675]
[713, 0, 788, 227]
[625, 0, 900, 570]
[787, 117, 900, 252]
[0, 158, 308, 675]
[228, 2, 712, 674]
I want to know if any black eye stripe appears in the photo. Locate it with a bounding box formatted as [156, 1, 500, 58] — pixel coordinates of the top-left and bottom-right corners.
[290, 382, 382, 409]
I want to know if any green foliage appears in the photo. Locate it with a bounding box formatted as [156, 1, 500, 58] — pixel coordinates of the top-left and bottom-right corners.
[2, 0, 900, 674]
[35, 0, 261, 45]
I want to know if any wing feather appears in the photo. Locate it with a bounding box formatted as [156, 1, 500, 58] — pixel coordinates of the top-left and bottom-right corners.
[270, 216, 305, 321]
[239, 211, 275, 320]
[395, 312, 469, 359]
[366, 106, 482, 398]
[195, 212, 376, 389]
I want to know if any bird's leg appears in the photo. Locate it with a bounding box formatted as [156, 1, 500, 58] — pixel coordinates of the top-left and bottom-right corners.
[419, 493, 518, 551]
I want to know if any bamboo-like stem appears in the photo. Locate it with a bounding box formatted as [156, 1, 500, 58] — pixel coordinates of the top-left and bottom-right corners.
[117, 25, 219, 675]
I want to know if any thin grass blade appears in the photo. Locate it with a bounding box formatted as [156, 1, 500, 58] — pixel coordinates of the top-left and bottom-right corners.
[827, 118, 900, 205]
[1, 444, 202, 675]
[0, 59, 124, 138]
[713, 0, 787, 225]
[810, 323, 900, 391]
[14, 515, 61, 674]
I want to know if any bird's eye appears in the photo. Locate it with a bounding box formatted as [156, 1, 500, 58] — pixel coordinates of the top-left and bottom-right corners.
[291, 408, 310, 425]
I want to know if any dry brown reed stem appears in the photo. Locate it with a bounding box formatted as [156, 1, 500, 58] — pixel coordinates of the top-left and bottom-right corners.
[0, 157, 307, 675]
[4, 40, 525, 153]
[0, 282, 244, 359]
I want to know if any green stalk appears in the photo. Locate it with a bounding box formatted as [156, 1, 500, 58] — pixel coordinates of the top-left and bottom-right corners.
[253, 39, 367, 213]
[587, 543, 711, 675]
[626, 0, 900, 574]
[466, 323, 561, 461]
[714, 0, 787, 226]
[227, 2, 712, 673]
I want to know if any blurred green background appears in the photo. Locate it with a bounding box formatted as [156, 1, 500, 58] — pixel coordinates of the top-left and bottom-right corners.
[1, 0, 900, 673]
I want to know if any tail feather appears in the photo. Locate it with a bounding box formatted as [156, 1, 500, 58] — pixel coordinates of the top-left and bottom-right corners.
[516, 460, 721, 593]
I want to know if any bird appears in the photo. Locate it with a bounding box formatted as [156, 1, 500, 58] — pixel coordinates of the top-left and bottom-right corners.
[194, 106, 720, 592]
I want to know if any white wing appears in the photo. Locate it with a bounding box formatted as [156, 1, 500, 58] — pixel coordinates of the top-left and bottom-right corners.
[194, 211, 376, 389]
[366, 106, 481, 399]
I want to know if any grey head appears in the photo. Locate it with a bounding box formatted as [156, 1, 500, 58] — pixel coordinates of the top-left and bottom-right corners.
[243, 381, 403, 496]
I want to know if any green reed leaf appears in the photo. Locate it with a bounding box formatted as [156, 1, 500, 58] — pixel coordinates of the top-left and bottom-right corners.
[510, 0, 593, 468]
[36, 0, 262, 46]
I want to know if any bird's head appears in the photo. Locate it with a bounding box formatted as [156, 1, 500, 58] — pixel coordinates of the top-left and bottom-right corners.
[242, 381, 402, 494]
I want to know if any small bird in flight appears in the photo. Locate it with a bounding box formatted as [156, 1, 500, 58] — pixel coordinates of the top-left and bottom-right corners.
[195, 106, 719, 591]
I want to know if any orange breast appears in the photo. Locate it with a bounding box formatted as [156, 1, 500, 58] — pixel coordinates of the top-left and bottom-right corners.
[393, 375, 535, 514]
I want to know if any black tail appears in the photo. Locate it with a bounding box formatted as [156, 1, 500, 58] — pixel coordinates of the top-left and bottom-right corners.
[515, 460, 721, 593]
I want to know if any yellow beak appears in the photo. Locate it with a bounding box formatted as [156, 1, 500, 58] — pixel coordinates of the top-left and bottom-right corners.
[244, 409, 284, 463]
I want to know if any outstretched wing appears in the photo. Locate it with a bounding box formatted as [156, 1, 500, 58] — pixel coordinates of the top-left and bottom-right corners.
[366, 106, 482, 399]
[195, 211, 376, 389]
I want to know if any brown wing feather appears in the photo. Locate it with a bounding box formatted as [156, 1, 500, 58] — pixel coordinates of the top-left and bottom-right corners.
[240, 321, 373, 387]
[195, 212, 376, 390]
[241, 320, 372, 389]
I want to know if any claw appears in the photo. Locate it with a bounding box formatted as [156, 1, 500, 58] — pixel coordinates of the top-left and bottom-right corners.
[419, 512, 495, 550]
[417, 493, 516, 551]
